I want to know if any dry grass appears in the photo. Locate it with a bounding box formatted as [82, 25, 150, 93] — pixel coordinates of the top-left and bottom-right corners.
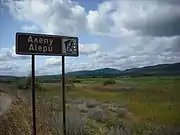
[0, 96, 57, 135]
[0, 93, 88, 135]
[1, 76, 180, 135]
[1, 92, 180, 135]
[0, 97, 32, 135]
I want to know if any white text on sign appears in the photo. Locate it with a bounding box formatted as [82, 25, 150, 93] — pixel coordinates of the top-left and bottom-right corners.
[28, 36, 54, 53]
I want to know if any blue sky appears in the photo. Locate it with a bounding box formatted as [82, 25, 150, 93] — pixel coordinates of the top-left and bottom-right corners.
[0, 0, 180, 76]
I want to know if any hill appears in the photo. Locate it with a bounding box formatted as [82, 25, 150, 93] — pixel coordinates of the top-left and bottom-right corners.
[66, 68, 121, 77]
[66, 63, 180, 77]
[121, 63, 180, 76]
[0, 63, 180, 82]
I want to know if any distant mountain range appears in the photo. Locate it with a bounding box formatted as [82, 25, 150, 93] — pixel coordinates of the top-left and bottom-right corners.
[0, 63, 180, 79]
[66, 68, 121, 77]
[66, 63, 180, 77]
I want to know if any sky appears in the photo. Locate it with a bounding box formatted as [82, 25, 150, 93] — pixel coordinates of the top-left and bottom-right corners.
[0, 0, 180, 76]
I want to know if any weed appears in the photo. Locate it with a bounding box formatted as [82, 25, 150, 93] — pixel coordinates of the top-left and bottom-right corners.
[51, 108, 88, 135]
[103, 80, 116, 86]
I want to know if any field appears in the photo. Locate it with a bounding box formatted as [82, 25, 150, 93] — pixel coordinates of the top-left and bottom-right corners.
[1, 76, 180, 135]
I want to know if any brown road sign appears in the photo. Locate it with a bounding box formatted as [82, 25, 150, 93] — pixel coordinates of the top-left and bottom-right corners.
[16, 32, 79, 56]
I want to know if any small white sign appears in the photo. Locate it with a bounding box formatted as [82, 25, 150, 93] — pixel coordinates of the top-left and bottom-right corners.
[61, 38, 78, 55]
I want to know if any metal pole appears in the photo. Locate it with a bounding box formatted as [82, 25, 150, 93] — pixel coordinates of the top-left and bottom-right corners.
[32, 55, 36, 135]
[62, 56, 66, 135]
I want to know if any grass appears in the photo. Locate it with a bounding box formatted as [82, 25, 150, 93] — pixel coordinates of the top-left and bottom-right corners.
[67, 76, 180, 125]
[1, 76, 180, 134]
[41, 76, 180, 125]
[0, 93, 90, 135]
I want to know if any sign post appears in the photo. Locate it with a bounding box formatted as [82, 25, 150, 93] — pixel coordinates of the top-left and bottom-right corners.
[61, 56, 66, 134]
[16, 32, 79, 135]
[31, 54, 36, 135]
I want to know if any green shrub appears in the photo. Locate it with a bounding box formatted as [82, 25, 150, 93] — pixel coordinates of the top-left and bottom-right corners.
[60, 78, 76, 91]
[35, 80, 46, 92]
[14, 77, 45, 91]
[103, 80, 116, 86]
[72, 79, 82, 83]
[15, 79, 27, 90]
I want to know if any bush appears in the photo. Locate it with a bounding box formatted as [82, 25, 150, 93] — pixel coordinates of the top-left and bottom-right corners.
[51, 109, 88, 135]
[72, 79, 82, 83]
[107, 124, 131, 135]
[116, 108, 129, 118]
[35, 80, 46, 92]
[106, 119, 132, 135]
[103, 80, 116, 86]
[60, 78, 76, 91]
[15, 79, 27, 89]
[85, 99, 100, 108]
[14, 77, 45, 91]
[66, 81, 75, 91]
[87, 108, 110, 123]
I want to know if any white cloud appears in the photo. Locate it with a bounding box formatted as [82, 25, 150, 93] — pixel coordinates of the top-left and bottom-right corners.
[79, 43, 100, 55]
[0, 62, 19, 71]
[3, 0, 180, 37]
[40, 59, 97, 74]
[42, 43, 100, 69]
[89, 36, 180, 70]
[21, 25, 39, 32]
[67, 61, 97, 71]
[45, 57, 62, 67]
[3, 0, 87, 36]
[0, 61, 21, 76]
[0, 45, 30, 61]
[1, 0, 180, 75]
[0, 44, 31, 76]
[86, 0, 180, 37]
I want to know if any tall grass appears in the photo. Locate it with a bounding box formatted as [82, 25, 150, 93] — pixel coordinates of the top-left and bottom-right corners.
[1, 93, 180, 135]
[1, 76, 180, 135]
[0, 93, 89, 135]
